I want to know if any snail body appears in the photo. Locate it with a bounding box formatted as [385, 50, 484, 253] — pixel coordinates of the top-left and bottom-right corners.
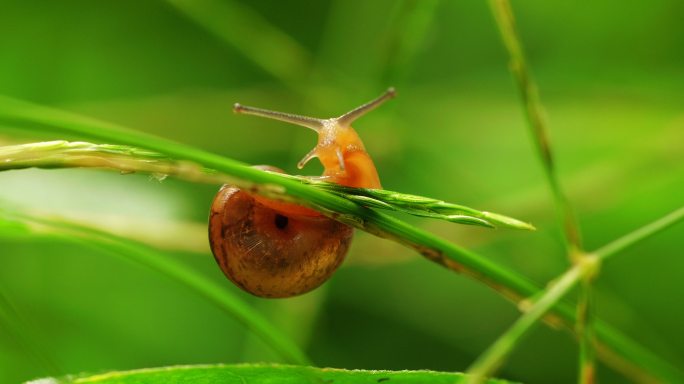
[209, 89, 395, 298]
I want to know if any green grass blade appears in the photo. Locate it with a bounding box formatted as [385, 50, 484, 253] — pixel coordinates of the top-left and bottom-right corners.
[467, 204, 684, 383]
[466, 264, 584, 384]
[488, 1, 590, 380]
[488, 0, 582, 251]
[593, 206, 684, 261]
[577, 276, 596, 384]
[0, 140, 533, 231]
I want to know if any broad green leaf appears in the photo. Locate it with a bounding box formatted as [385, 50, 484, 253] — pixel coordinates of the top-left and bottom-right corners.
[29, 364, 516, 384]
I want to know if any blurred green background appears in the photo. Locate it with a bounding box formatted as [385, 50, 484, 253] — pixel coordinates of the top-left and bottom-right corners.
[1, 1, 683, 383]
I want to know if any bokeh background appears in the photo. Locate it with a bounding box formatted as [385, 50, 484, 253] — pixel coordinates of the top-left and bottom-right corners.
[1, 1, 683, 383]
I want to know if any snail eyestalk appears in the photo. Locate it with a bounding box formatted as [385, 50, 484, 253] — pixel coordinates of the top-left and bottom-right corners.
[336, 87, 396, 127]
[297, 147, 318, 170]
[233, 103, 324, 132]
[233, 87, 396, 132]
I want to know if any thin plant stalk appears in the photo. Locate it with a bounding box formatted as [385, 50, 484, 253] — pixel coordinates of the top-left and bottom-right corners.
[0, 141, 534, 231]
[593, 206, 684, 261]
[488, 0, 582, 252]
[466, 263, 586, 384]
[465, 205, 684, 383]
[577, 277, 596, 384]
[488, 0, 593, 381]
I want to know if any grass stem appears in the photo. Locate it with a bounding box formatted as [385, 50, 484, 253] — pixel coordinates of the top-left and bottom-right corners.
[577, 276, 596, 384]
[465, 205, 684, 383]
[488, 1, 592, 380]
[488, 0, 582, 252]
[0, 140, 534, 231]
[593, 206, 684, 262]
[466, 263, 585, 384]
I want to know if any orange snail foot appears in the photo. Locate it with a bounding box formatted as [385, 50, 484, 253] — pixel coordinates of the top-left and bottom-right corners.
[209, 185, 354, 298]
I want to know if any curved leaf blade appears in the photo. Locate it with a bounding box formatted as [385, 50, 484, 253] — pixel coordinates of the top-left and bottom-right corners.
[28, 364, 516, 384]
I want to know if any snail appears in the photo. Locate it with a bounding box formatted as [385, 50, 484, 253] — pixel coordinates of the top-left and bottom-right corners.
[209, 88, 395, 298]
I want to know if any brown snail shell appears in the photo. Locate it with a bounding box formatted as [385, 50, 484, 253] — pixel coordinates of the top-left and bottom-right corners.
[208, 182, 354, 298]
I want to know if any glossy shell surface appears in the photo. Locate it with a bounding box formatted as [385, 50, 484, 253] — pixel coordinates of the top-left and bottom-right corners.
[209, 186, 354, 298]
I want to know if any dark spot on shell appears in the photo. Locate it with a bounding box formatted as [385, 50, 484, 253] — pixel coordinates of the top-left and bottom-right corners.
[274, 214, 289, 230]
